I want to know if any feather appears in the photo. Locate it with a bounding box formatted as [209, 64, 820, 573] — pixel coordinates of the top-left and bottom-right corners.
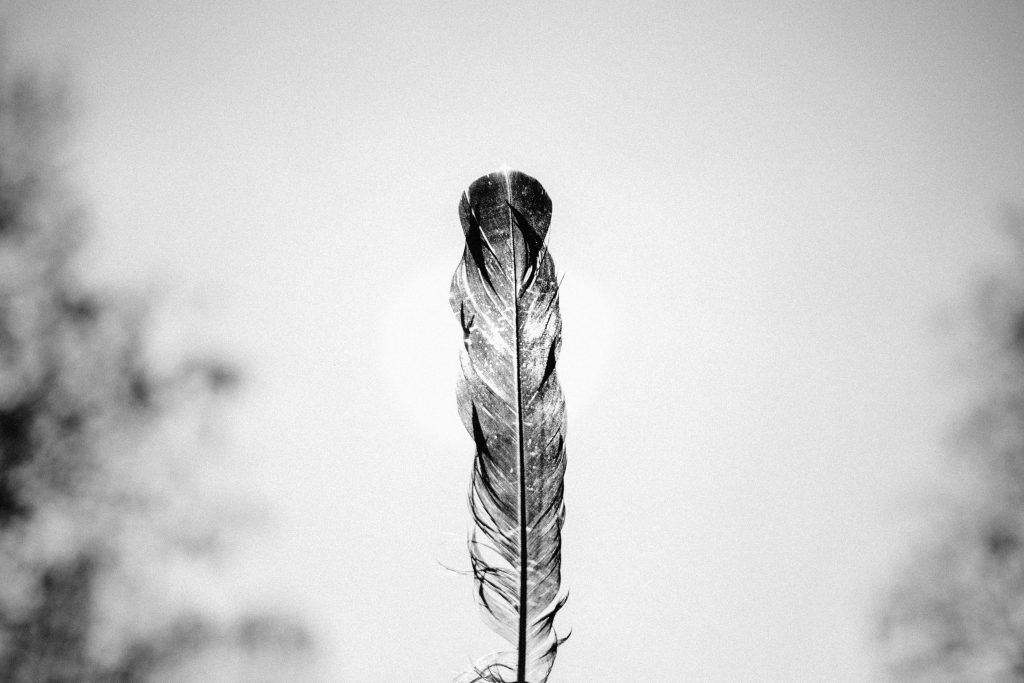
[450, 170, 567, 683]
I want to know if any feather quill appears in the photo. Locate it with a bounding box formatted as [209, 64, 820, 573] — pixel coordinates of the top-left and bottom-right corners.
[450, 170, 567, 683]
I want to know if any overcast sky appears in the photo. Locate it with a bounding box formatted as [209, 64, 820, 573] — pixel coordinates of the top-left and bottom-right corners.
[5, 2, 1024, 681]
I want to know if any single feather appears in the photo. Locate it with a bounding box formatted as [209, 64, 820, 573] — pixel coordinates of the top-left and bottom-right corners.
[451, 169, 567, 683]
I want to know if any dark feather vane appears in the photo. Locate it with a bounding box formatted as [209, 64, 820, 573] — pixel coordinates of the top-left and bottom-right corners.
[450, 170, 567, 683]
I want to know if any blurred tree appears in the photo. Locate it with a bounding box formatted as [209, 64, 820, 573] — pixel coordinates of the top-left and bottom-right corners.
[879, 212, 1024, 682]
[0, 44, 312, 681]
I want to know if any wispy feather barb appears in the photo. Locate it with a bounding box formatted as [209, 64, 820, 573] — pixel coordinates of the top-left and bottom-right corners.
[451, 170, 567, 683]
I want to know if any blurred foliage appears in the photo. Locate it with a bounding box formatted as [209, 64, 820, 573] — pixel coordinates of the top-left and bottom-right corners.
[880, 212, 1024, 682]
[0, 44, 311, 681]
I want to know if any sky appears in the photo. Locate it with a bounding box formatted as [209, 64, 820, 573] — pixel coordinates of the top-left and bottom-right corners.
[4, 1, 1024, 680]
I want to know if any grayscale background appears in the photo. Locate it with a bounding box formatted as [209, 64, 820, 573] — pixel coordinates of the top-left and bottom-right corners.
[3, 2, 1024, 681]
